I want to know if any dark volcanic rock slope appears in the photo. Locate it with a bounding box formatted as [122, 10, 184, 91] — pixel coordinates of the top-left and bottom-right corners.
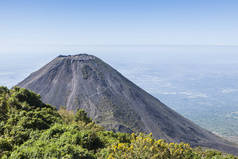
[17, 54, 238, 155]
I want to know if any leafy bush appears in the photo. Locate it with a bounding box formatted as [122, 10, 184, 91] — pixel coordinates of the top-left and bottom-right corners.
[10, 124, 96, 159]
[0, 137, 12, 157]
[97, 133, 197, 159]
[75, 109, 92, 124]
[58, 107, 75, 124]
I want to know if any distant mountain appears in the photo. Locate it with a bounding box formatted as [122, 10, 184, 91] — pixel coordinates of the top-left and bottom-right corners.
[17, 54, 238, 154]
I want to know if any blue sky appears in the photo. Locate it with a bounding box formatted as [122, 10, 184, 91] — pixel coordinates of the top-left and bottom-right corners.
[0, 0, 238, 54]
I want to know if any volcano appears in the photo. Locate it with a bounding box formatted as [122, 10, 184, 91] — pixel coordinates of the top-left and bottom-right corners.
[17, 54, 238, 155]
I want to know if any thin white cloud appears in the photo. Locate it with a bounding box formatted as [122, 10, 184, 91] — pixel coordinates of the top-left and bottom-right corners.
[222, 88, 238, 94]
[179, 91, 208, 99]
[159, 92, 177, 95]
[0, 72, 14, 76]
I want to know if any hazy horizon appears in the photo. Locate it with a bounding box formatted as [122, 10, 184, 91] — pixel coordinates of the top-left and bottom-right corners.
[1, 0, 238, 55]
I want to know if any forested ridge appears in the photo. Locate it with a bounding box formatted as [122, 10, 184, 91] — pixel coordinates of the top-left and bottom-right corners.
[0, 86, 237, 159]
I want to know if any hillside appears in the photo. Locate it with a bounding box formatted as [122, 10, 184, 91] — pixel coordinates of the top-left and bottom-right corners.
[0, 86, 237, 158]
[17, 54, 238, 154]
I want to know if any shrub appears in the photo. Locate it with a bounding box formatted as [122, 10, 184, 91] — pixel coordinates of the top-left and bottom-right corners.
[74, 109, 92, 124]
[98, 133, 197, 159]
[58, 107, 75, 124]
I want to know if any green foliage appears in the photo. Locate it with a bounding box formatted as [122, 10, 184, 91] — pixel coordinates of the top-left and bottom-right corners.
[0, 98, 8, 121]
[75, 109, 92, 124]
[0, 86, 9, 95]
[97, 133, 197, 159]
[0, 86, 237, 159]
[0, 137, 12, 157]
[10, 86, 44, 108]
[98, 133, 238, 159]
[58, 106, 75, 124]
[0, 87, 62, 158]
[10, 124, 96, 159]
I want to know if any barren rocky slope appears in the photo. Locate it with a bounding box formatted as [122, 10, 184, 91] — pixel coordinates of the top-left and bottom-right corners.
[17, 54, 238, 155]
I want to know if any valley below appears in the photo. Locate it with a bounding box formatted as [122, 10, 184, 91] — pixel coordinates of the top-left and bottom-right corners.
[115, 58, 238, 139]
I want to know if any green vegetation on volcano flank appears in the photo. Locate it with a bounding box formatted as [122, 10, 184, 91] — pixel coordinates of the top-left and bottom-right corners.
[0, 86, 237, 159]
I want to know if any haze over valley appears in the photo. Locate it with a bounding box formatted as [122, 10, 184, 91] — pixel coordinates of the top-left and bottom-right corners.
[1, 46, 238, 139]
